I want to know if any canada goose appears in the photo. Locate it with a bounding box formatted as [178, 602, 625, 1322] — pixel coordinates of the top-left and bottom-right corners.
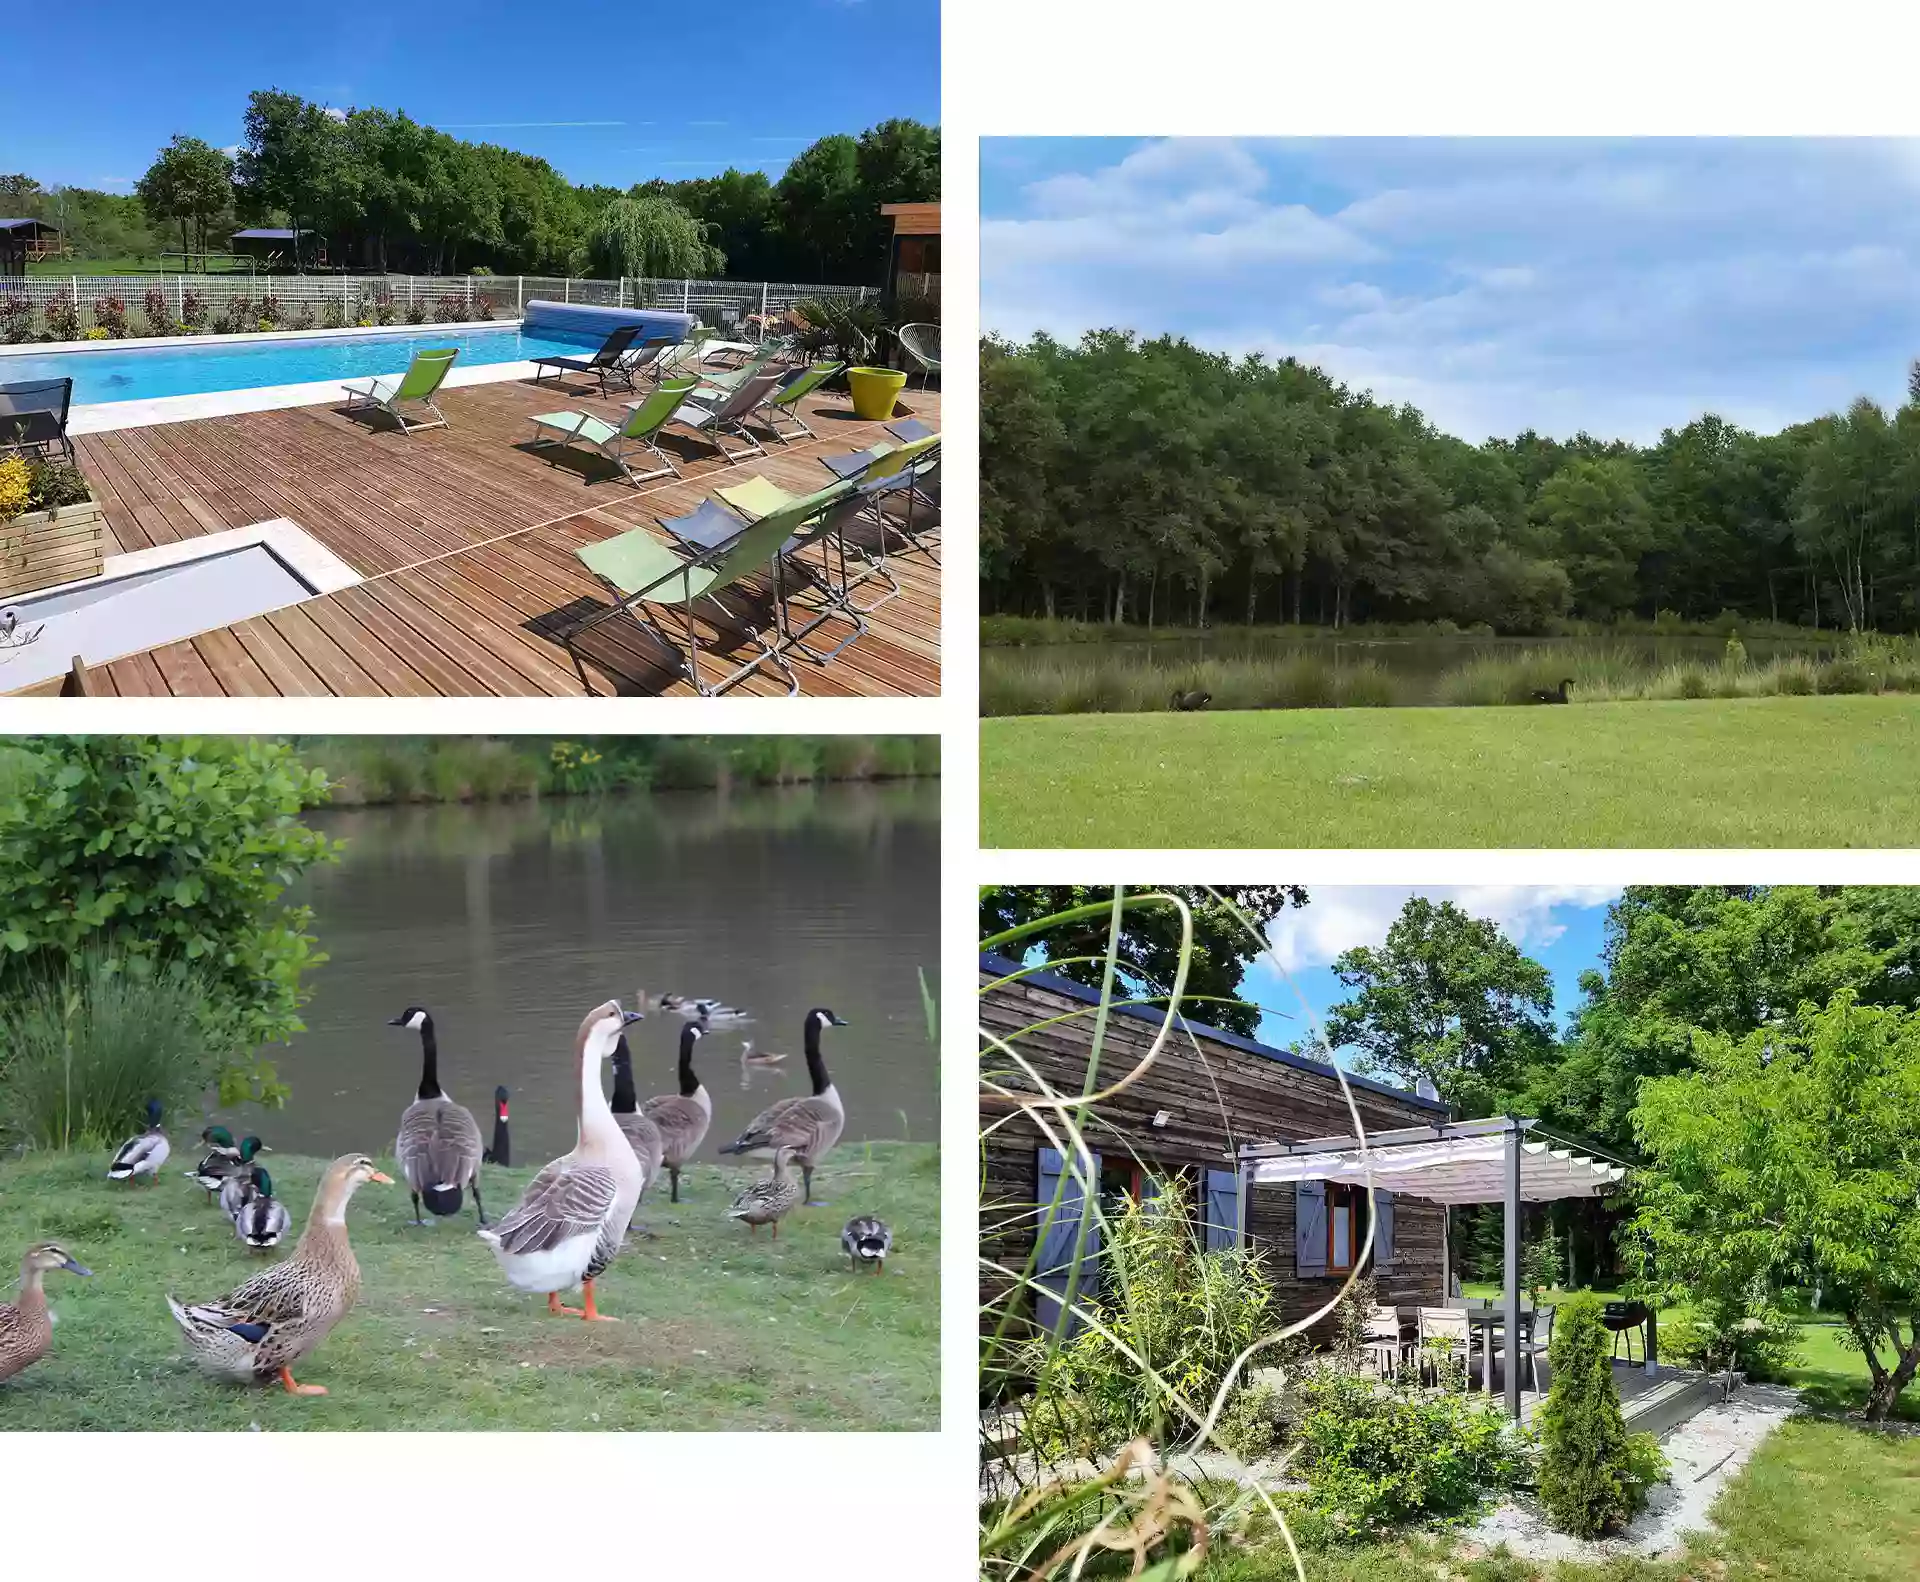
[483, 1086, 511, 1167]
[1529, 678, 1573, 704]
[727, 1147, 802, 1238]
[641, 1020, 712, 1204]
[1170, 689, 1211, 712]
[386, 1006, 488, 1228]
[234, 1168, 291, 1250]
[479, 1001, 646, 1322]
[167, 1154, 392, 1395]
[643, 992, 752, 1028]
[717, 1008, 849, 1206]
[0, 1243, 92, 1383]
[107, 1099, 170, 1185]
[609, 1031, 664, 1196]
[841, 1215, 893, 1274]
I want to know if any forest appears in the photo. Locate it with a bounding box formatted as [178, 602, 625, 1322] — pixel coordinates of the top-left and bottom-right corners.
[2, 92, 938, 282]
[981, 331, 1920, 635]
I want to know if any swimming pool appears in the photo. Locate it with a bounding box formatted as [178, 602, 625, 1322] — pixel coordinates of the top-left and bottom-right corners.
[0, 323, 606, 406]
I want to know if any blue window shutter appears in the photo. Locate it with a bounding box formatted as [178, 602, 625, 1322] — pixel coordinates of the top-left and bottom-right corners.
[1204, 1168, 1241, 1252]
[1034, 1146, 1100, 1334]
[1375, 1190, 1395, 1269]
[1296, 1180, 1327, 1275]
[1140, 1170, 1164, 1214]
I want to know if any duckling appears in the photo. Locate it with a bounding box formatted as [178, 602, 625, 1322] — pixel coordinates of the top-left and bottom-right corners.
[234, 1168, 291, 1251]
[483, 1085, 511, 1167]
[186, 1126, 242, 1198]
[217, 1137, 268, 1219]
[641, 1020, 712, 1203]
[841, 1215, 893, 1274]
[718, 1008, 849, 1206]
[480, 1002, 646, 1323]
[0, 1243, 93, 1383]
[728, 1146, 802, 1239]
[643, 992, 752, 1028]
[107, 1099, 170, 1186]
[387, 1006, 488, 1228]
[167, 1153, 392, 1395]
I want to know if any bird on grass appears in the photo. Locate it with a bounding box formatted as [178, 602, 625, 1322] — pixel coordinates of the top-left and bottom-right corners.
[483, 1086, 511, 1167]
[387, 1006, 488, 1228]
[728, 1146, 802, 1239]
[234, 1168, 291, 1251]
[642, 1020, 712, 1204]
[0, 1243, 92, 1384]
[186, 1126, 242, 1198]
[1529, 678, 1573, 704]
[107, 1099, 170, 1185]
[841, 1216, 893, 1275]
[718, 1009, 849, 1206]
[199, 1135, 266, 1207]
[1170, 689, 1211, 712]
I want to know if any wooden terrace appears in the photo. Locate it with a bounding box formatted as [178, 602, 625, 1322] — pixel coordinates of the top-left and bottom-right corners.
[35, 377, 939, 696]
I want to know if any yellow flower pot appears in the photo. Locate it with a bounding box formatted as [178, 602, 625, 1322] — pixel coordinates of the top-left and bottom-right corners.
[847, 366, 909, 421]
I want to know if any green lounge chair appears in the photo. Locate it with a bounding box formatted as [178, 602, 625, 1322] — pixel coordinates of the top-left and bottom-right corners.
[342, 347, 459, 435]
[755, 361, 844, 442]
[694, 343, 788, 396]
[564, 485, 849, 696]
[527, 376, 698, 486]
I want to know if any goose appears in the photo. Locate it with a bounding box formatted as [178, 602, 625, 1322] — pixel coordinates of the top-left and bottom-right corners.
[1529, 678, 1573, 704]
[217, 1138, 269, 1220]
[107, 1099, 170, 1185]
[642, 1020, 713, 1203]
[0, 1243, 93, 1383]
[166, 1153, 392, 1395]
[609, 1030, 664, 1197]
[841, 1215, 893, 1274]
[483, 1086, 511, 1167]
[479, 1001, 646, 1322]
[643, 992, 752, 1028]
[386, 1006, 488, 1228]
[234, 1168, 291, 1250]
[1170, 689, 1212, 712]
[718, 1008, 849, 1206]
[186, 1126, 243, 1198]
[727, 1147, 802, 1238]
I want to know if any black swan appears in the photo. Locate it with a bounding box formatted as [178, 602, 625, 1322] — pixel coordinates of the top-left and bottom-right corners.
[1170, 689, 1212, 712]
[1528, 678, 1574, 704]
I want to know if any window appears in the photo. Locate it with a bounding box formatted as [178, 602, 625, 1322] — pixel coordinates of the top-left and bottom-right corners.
[1327, 1183, 1369, 1273]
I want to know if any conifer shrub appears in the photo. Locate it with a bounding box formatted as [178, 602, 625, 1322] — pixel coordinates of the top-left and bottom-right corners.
[1536, 1293, 1664, 1537]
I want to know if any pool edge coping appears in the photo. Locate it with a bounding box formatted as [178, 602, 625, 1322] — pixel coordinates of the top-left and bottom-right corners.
[0, 318, 520, 359]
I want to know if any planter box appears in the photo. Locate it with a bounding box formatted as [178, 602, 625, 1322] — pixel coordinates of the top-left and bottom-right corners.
[0, 495, 105, 599]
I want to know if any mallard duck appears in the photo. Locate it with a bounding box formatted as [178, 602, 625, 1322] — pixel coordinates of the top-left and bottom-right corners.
[107, 1099, 170, 1185]
[234, 1168, 291, 1251]
[643, 992, 752, 1028]
[727, 1147, 802, 1238]
[387, 1006, 488, 1227]
[0, 1243, 92, 1383]
[166, 1153, 392, 1395]
[483, 1086, 511, 1167]
[841, 1215, 893, 1274]
[186, 1126, 242, 1197]
[717, 1008, 849, 1205]
[740, 1040, 787, 1067]
[479, 1001, 646, 1322]
[641, 1020, 712, 1203]
[217, 1137, 268, 1219]
[609, 1030, 663, 1195]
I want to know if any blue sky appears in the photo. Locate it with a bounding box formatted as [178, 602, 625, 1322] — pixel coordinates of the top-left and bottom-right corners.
[6, 0, 938, 193]
[1237, 886, 1618, 1061]
[981, 137, 1920, 443]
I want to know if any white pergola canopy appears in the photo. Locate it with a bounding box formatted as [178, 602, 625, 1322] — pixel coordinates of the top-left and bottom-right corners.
[1248, 1133, 1625, 1206]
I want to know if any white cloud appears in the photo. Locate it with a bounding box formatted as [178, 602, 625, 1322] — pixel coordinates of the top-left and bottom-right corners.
[1264, 886, 1621, 976]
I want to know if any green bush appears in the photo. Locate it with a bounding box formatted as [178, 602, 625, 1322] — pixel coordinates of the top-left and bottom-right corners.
[0, 953, 225, 1150]
[1817, 657, 1876, 695]
[1295, 1368, 1527, 1542]
[1664, 1298, 1802, 1382]
[1535, 1293, 1663, 1537]
[1216, 1380, 1284, 1462]
[651, 737, 727, 790]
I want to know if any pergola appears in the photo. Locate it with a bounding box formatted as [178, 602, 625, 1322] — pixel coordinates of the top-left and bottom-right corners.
[1237, 1116, 1632, 1416]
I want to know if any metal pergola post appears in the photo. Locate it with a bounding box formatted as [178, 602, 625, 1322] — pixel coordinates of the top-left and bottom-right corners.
[1505, 1121, 1523, 1418]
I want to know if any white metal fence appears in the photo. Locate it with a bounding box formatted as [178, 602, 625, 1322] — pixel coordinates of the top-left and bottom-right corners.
[0, 273, 883, 334]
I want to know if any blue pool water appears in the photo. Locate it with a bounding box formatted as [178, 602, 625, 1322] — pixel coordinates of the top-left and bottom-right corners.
[0, 324, 605, 405]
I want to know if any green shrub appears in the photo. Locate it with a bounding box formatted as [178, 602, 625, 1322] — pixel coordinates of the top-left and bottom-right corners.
[1664, 1299, 1802, 1382]
[1817, 657, 1876, 695]
[1216, 1380, 1283, 1462]
[1723, 631, 1748, 669]
[819, 736, 880, 780]
[1769, 656, 1818, 695]
[1339, 661, 1401, 708]
[651, 737, 727, 790]
[1295, 1369, 1526, 1541]
[1536, 1293, 1663, 1537]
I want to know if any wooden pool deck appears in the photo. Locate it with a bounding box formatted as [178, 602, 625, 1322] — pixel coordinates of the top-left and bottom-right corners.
[37, 377, 939, 697]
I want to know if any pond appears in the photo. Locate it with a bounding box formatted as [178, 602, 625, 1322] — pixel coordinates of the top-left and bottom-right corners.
[227, 782, 939, 1162]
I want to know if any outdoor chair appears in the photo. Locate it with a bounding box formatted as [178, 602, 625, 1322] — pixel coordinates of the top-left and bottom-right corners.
[529, 324, 644, 395]
[667, 370, 784, 466]
[848, 433, 941, 587]
[1496, 1305, 1555, 1394]
[694, 343, 789, 396]
[756, 360, 845, 442]
[563, 486, 835, 697]
[341, 347, 459, 436]
[1416, 1306, 1481, 1388]
[662, 475, 868, 665]
[896, 322, 941, 389]
[527, 376, 698, 487]
[0, 377, 75, 461]
[616, 334, 680, 383]
[1364, 1304, 1415, 1381]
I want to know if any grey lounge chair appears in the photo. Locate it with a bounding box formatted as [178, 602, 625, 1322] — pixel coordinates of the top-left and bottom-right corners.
[342, 348, 459, 435]
[669, 370, 784, 466]
[530, 324, 644, 395]
[528, 376, 699, 486]
[0, 377, 75, 461]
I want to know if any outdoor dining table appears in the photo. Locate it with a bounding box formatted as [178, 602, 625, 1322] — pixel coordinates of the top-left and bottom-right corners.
[1399, 1300, 1530, 1395]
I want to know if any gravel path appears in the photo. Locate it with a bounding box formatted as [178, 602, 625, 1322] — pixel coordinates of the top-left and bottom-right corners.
[1463, 1383, 1801, 1562]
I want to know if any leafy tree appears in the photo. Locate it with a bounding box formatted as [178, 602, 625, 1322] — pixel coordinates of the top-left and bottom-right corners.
[0, 738, 337, 1100]
[979, 885, 1306, 1038]
[775, 133, 862, 282]
[657, 169, 779, 279]
[1321, 898, 1554, 1114]
[1630, 992, 1920, 1421]
[586, 192, 723, 279]
[136, 135, 236, 258]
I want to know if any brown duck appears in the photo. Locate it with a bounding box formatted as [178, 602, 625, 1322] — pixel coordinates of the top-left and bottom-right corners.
[0, 1242, 93, 1383]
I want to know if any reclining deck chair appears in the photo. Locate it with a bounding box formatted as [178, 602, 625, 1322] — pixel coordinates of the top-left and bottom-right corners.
[342, 347, 459, 435]
[527, 376, 698, 486]
[667, 369, 784, 466]
[529, 324, 643, 395]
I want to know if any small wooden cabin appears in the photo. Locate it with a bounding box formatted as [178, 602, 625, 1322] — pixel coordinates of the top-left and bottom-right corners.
[880, 201, 939, 297]
[980, 952, 1450, 1339]
[0, 218, 61, 276]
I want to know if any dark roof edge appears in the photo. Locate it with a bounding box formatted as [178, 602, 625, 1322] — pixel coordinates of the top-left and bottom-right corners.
[979, 951, 1449, 1115]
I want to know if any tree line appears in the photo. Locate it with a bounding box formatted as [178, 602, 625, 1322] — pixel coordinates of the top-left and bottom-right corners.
[3, 94, 938, 283]
[982, 330, 1920, 634]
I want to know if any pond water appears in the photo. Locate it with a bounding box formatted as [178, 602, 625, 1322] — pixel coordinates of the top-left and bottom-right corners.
[225, 783, 939, 1162]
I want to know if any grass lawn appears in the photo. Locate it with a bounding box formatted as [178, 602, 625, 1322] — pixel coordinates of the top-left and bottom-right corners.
[0, 1142, 937, 1431]
[980, 695, 1920, 847]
